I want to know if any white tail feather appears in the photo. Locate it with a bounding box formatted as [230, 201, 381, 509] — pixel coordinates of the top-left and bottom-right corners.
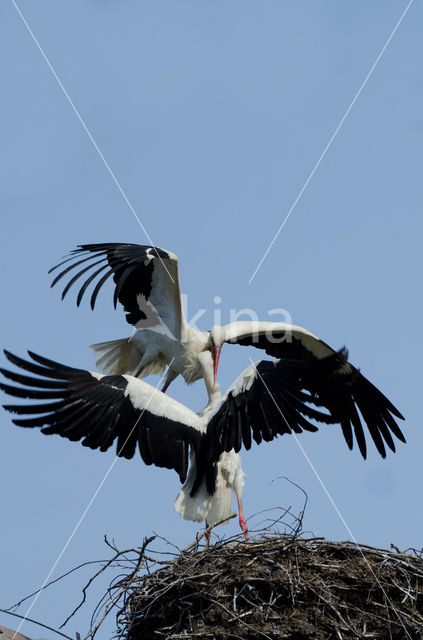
[174, 453, 211, 522]
[174, 479, 213, 523]
[174, 452, 242, 526]
[89, 337, 144, 376]
[203, 476, 233, 525]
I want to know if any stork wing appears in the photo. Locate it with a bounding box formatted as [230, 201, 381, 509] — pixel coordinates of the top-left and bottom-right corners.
[219, 321, 405, 459]
[192, 350, 350, 494]
[49, 243, 184, 339]
[222, 321, 336, 360]
[0, 351, 203, 483]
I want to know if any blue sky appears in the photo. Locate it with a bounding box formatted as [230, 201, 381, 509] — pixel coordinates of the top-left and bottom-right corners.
[1, 1, 422, 638]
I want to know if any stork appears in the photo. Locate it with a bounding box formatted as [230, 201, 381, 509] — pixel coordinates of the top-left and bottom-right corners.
[49, 243, 220, 402]
[0, 345, 405, 542]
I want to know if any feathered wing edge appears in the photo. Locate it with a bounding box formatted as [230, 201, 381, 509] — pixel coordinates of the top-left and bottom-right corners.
[191, 349, 342, 495]
[222, 322, 405, 459]
[0, 350, 202, 484]
[192, 347, 405, 495]
[48, 243, 185, 337]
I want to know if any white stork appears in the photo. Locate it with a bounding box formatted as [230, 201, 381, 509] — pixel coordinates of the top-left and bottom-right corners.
[0, 346, 405, 541]
[49, 243, 221, 402]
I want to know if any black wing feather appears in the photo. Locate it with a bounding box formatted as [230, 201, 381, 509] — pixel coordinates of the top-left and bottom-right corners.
[1, 351, 201, 483]
[227, 328, 405, 461]
[61, 259, 108, 301]
[193, 346, 405, 495]
[50, 243, 173, 327]
[77, 264, 110, 306]
[192, 354, 345, 495]
[50, 254, 104, 288]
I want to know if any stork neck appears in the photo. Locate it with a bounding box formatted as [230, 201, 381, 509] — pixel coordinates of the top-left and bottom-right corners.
[197, 349, 221, 409]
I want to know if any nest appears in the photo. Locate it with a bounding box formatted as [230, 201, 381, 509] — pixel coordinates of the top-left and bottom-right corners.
[124, 535, 423, 640]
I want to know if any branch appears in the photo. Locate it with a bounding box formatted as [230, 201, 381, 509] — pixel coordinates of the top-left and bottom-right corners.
[182, 513, 237, 552]
[0, 609, 76, 640]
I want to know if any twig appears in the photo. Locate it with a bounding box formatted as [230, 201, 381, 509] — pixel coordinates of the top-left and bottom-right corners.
[8, 559, 114, 611]
[0, 608, 74, 640]
[182, 513, 237, 552]
[60, 536, 155, 630]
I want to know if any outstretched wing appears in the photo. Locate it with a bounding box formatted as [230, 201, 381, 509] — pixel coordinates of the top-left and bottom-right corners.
[222, 321, 338, 361]
[49, 243, 184, 339]
[220, 321, 405, 459]
[193, 349, 350, 494]
[0, 351, 203, 483]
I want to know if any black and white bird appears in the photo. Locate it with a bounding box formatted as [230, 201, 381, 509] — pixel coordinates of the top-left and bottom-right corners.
[0, 345, 405, 539]
[49, 243, 222, 403]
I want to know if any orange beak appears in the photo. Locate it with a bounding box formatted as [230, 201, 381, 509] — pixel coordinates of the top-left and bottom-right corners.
[212, 347, 221, 385]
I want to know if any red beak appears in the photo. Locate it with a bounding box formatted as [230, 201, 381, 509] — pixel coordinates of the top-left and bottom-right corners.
[212, 347, 221, 385]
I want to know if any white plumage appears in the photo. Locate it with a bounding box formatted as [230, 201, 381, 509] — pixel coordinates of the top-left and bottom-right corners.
[174, 449, 245, 526]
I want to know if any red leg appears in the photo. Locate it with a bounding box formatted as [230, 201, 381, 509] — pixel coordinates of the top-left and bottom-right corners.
[135, 365, 145, 378]
[162, 370, 178, 393]
[236, 494, 250, 543]
[161, 379, 172, 393]
[205, 520, 211, 548]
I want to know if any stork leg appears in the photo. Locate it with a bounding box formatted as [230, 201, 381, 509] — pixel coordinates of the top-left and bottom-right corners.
[205, 520, 211, 548]
[161, 369, 178, 394]
[161, 379, 172, 393]
[135, 366, 145, 378]
[236, 494, 250, 543]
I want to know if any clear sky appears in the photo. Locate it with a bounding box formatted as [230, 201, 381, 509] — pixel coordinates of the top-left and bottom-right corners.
[1, 1, 421, 638]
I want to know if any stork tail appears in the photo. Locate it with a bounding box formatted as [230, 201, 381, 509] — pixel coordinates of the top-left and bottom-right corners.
[174, 456, 233, 526]
[89, 337, 143, 375]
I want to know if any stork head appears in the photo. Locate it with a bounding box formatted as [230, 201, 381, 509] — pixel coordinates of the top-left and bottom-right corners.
[208, 325, 226, 385]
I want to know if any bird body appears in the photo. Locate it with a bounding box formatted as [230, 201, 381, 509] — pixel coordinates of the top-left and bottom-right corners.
[175, 448, 245, 526]
[91, 323, 209, 385]
[173, 358, 245, 529]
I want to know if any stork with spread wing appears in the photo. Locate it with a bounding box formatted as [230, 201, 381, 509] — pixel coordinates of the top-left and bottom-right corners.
[1, 344, 405, 541]
[50, 243, 220, 404]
